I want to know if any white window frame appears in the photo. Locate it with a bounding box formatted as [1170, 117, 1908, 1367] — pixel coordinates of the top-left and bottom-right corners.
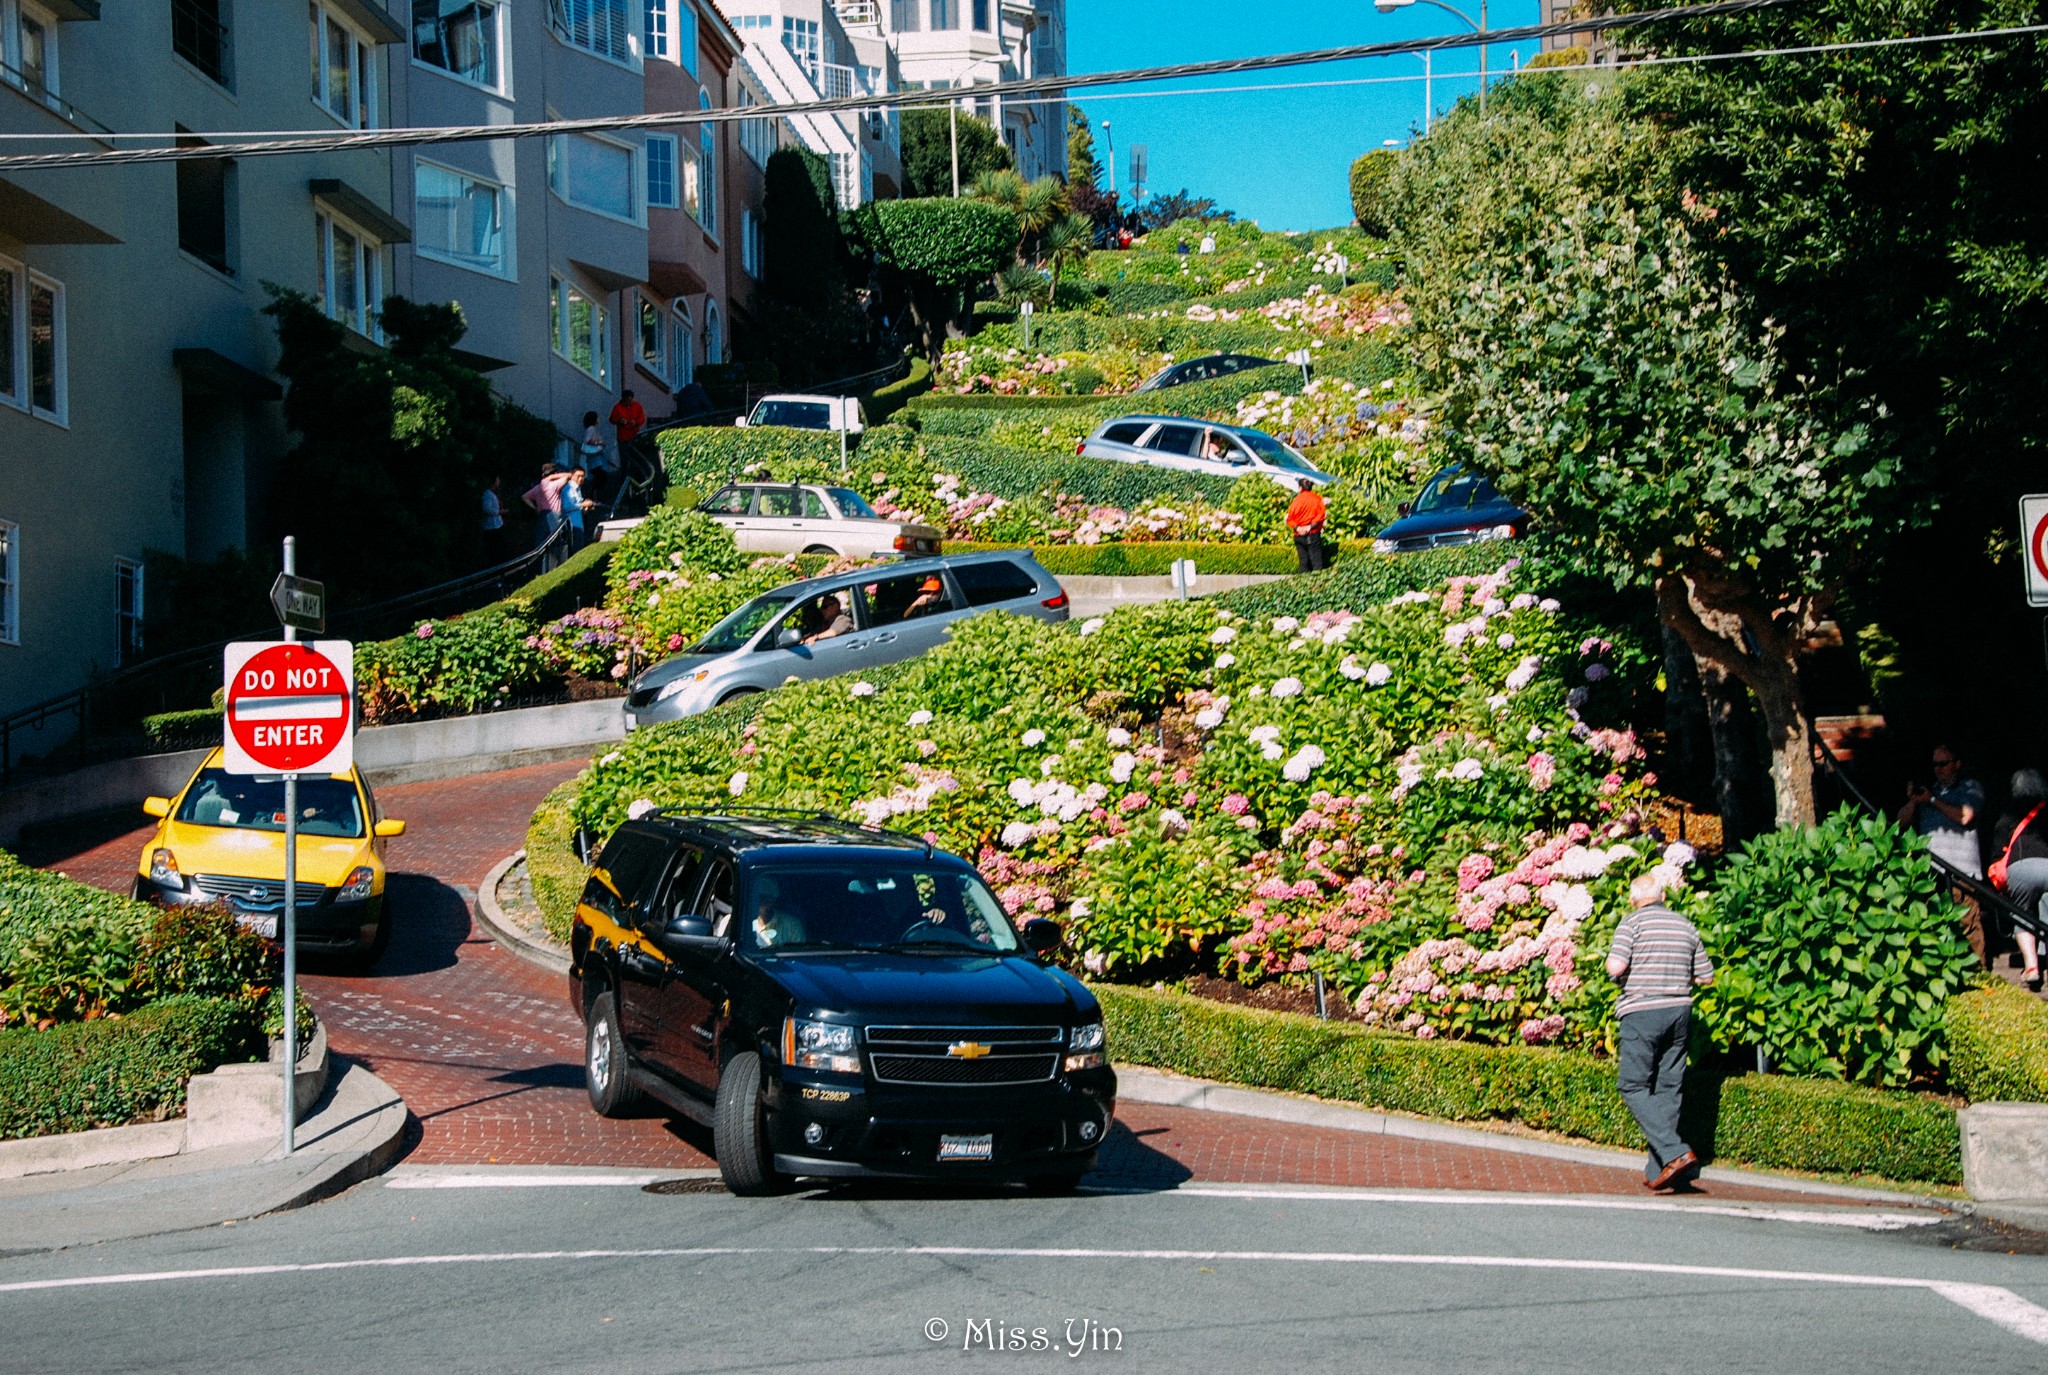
[413, 158, 512, 279]
[551, 0, 639, 69]
[669, 298, 693, 388]
[0, 519, 17, 646]
[549, 132, 641, 225]
[644, 132, 678, 209]
[113, 557, 144, 668]
[695, 88, 717, 238]
[315, 207, 386, 339]
[412, 0, 506, 95]
[0, 255, 65, 427]
[550, 273, 611, 385]
[310, 2, 379, 130]
[3, 0, 59, 98]
[634, 288, 666, 379]
[642, 0, 666, 58]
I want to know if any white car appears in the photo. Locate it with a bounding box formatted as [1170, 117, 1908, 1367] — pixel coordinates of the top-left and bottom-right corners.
[1076, 415, 1334, 490]
[699, 482, 942, 559]
[735, 393, 865, 434]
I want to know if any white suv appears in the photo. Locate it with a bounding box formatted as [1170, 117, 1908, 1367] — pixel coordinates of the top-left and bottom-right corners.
[699, 482, 941, 559]
[736, 394, 865, 434]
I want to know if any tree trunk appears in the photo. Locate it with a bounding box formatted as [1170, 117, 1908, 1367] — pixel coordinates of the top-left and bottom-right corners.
[1658, 623, 1712, 797]
[1695, 652, 1770, 844]
[1655, 572, 1821, 830]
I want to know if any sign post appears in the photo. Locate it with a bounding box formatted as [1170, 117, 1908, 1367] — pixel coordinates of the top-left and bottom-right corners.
[223, 537, 353, 1156]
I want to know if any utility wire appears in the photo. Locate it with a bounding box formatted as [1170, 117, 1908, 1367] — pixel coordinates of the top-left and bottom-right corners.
[0, 0, 1799, 170]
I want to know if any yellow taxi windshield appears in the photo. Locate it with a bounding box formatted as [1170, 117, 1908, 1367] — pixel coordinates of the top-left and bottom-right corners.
[175, 770, 365, 838]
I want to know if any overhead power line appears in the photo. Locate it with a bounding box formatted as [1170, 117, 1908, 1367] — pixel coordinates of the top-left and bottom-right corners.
[0, 0, 1800, 171]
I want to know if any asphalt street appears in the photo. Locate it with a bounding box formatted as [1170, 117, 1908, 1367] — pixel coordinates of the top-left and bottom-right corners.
[2, 1172, 2044, 1374]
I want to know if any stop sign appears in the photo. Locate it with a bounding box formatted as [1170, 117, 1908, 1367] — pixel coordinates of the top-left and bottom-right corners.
[222, 640, 355, 775]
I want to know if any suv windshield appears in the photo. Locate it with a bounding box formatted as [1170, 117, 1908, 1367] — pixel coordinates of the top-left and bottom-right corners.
[176, 769, 365, 838]
[740, 861, 1023, 954]
[691, 593, 796, 654]
[1412, 468, 1500, 514]
[750, 400, 832, 430]
[827, 487, 879, 519]
[1237, 430, 1322, 473]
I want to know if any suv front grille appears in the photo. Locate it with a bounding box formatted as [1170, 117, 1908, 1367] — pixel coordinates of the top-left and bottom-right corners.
[866, 1025, 1064, 1087]
[192, 874, 329, 912]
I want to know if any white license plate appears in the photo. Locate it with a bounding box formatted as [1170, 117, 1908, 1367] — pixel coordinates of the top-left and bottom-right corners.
[237, 913, 279, 939]
[937, 1133, 993, 1163]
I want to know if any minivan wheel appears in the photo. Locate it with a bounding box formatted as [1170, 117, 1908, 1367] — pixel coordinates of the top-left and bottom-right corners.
[585, 991, 640, 1117]
[713, 1051, 785, 1196]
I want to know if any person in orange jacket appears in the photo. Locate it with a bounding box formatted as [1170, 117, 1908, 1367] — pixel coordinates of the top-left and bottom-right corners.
[1286, 478, 1328, 572]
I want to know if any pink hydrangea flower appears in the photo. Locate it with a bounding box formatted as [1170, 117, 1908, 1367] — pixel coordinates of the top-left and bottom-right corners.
[1220, 793, 1251, 816]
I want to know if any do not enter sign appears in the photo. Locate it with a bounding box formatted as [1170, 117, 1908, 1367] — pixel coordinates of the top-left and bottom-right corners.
[2023, 496, 2048, 609]
[223, 641, 355, 776]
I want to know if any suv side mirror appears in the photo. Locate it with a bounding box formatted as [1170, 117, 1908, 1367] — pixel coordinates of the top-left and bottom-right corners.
[1021, 918, 1064, 957]
[1397, 501, 1413, 518]
[734, 415, 749, 428]
[776, 627, 802, 649]
[659, 913, 728, 957]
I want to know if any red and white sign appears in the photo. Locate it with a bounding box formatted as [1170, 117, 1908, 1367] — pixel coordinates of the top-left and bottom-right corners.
[222, 641, 355, 776]
[2024, 497, 2048, 609]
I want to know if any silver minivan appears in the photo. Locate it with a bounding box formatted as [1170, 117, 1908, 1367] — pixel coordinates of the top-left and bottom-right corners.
[624, 551, 1069, 727]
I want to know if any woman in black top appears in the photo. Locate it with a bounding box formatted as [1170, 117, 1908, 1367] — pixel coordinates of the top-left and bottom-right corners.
[1987, 768, 2048, 990]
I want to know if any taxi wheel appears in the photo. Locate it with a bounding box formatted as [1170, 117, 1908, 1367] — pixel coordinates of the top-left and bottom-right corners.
[713, 1051, 785, 1196]
[350, 906, 393, 973]
[585, 991, 641, 1117]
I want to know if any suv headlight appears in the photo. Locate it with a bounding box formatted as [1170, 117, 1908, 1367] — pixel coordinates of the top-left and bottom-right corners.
[784, 1017, 861, 1074]
[1065, 1020, 1107, 1072]
[149, 848, 184, 891]
[655, 670, 711, 703]
[339, 866, 376, 902]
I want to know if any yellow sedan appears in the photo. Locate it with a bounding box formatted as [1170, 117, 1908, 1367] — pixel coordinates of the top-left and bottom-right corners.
[136, 749, 406, 969]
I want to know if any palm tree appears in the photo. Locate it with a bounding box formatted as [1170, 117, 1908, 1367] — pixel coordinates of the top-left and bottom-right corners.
[967, 169, 1027, 214]
[1042, 213, 1092, 284]
[1017, 177, 1067, 246]
[994, 262, 1053, 309]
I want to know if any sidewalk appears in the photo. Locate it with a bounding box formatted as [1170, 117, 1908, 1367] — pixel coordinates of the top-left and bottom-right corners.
[0, 1059, 407, 1254]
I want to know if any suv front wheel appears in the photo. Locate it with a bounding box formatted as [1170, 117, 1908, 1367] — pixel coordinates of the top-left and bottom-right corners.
[585, 991, 641, 1117]
[713, 1051, 785, 1196]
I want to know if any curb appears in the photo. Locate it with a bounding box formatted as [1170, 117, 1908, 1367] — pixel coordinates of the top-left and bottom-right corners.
[473, 850, 571, 974]
[260, 1060, 411, 1216]
[1115, 1066, 1956, 1210]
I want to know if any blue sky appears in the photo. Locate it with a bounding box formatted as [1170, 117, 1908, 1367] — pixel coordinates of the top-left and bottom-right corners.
[1067, 0, 1542, 231]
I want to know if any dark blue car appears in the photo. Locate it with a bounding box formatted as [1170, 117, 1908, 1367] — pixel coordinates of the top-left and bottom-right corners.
[1373, 465, 1529, 554]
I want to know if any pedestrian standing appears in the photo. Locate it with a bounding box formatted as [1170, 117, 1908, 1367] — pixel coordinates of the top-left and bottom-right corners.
[1899, 744, 1988, 968]
[561, 466, 594, 552]
[480, 474, 507, 564]
[521, 462, 568, 567]
[1606, 875, 1715, 1191]
[1988, 769, 2048, 991]
[1285, 478, 1329, 573]
[610, 389, 646, 450]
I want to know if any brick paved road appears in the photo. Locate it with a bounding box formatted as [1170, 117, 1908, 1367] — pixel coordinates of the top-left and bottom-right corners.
[21, 766, 1870, 1202]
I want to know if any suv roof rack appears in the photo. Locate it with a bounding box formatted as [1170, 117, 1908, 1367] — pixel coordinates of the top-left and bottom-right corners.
[650, 805, 934, 855]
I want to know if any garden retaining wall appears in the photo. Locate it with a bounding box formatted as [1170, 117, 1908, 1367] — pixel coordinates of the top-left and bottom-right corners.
[0, 698, 626, 846]
[1060, 573, 1286, 619]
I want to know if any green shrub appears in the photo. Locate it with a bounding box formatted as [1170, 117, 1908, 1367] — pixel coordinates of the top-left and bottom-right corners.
[1105, 280, 1190, 313]
[921, 435, 1236, 508]
[657, 424, 846, 495]
[604, 507, 745, 593]
[0, 911, 144, 1028]
[1095, 984, 1961, 1184]
[141, 707, 222, 752]
[0, 848, 154, 981]
[356, 604, 550, 720]
[1060, 362, 1106, 396]
[1350, 149, 1399, 235]
[865, 355, 934, 423]
[504, 541, 613, 619]
[137, 905, 281, 1007]
[946, 540, 1372, 577]
[1698, 808, 1977, 1089]
[0, 995, 257, 1140]
[1945, 982, 2048, 1103]
[908, 393, 1115, 413]
[1210, 544, 1506, 619]
[526, 779, 587, 944]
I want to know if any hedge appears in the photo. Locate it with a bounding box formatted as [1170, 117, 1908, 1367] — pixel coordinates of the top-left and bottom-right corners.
[511, 541, 614, 620]
[1946, 982, 2048, 1103]
[946, 540, 1375, 577]
[0, 846, 154, 972]
[0, 994, 256, 1140]
[1211, 544, 1506, 619]
[864, 355, 934, 423]
[921, 435, 1238, 509]
[1096, 985, 1963, 1185]
[141, 706, 222, 752]
[527, 779, 587, 945]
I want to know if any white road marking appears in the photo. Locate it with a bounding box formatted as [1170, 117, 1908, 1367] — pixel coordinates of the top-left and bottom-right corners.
[1154, 1185, 1946, 1231]
[384, 1173, 673, 1189]
[2, 1246, 2042, 1345]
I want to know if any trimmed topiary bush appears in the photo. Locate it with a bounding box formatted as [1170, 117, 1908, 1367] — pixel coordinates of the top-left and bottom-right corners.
[604, 506, 746, 593]
[0, 994, 257, 1140]
[526, 779, 588, 944]
[1946, 982, 2048, 1103]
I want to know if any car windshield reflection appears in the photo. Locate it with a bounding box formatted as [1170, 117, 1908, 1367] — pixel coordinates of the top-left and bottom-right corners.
[740, 862, 1023, 955]
[691, 594, 796, 654]
[175, 770, 365, 838]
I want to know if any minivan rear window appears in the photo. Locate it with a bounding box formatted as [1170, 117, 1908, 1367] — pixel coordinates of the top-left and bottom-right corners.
[1142, 425, 1201, 456]
[1100, 422, 1149, 445]
[951, 560, 1040, 607]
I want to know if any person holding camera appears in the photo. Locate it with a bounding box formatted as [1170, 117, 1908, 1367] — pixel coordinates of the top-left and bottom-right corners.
[1898, 744, 1987, 968]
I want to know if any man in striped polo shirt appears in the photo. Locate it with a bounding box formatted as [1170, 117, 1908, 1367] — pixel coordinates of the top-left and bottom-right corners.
[1606, 875, 1716, 1191]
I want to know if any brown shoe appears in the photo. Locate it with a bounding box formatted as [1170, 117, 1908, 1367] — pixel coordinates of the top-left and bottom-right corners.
[1647, 1150, 1699, 1191]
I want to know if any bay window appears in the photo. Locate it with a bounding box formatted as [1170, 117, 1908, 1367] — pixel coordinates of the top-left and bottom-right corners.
[551, 274, 611, 385]
[310, 3, 379, 129]
[413, 0, 501, 90]
[414, 160, 508, 276]
[315, 210, 386, 337]
[551, 0, 632, 65]
[645, 134, 678, 209]
[550, 133, 638, 223]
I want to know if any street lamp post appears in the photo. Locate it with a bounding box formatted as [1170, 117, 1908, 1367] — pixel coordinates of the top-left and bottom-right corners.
[1101, 118, 1116, 198]
[1373, 0, 1488, 120]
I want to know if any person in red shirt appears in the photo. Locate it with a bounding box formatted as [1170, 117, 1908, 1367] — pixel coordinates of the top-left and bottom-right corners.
[1286, 479, 1329, 572]
[609, 390, 646, 447]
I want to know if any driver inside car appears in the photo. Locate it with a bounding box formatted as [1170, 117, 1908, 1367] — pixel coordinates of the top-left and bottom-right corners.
[748, 875, 808, 949]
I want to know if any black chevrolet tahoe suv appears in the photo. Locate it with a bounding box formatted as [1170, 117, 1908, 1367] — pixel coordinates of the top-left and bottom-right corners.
[568, 810, 1117, 1194]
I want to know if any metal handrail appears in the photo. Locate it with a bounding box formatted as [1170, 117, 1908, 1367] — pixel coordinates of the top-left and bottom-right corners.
[1811, 729, 2047, 943]
[0, 523, 572, 787]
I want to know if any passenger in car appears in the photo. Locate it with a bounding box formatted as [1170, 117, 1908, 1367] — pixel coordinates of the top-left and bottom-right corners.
[802, 594, 854, 644]
[903, 576, 948, 619]
[749, 875, 808, 948]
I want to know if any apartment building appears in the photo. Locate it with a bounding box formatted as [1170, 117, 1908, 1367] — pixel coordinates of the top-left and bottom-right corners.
[863, 0, 1064, 183]
[722, 0, 898, 207]
[0, 0, 406, 721]
[1539, 1, 1621, 65]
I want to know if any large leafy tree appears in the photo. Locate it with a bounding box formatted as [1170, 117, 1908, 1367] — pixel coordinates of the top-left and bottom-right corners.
[759, 147, 861, 381]
[899, 108, 1013, 199]
[264, 292, 553, 602]
[1393, 80, 1905, 828]
[854, 198, 1018, 359]
[1066, 104, 1100, 191]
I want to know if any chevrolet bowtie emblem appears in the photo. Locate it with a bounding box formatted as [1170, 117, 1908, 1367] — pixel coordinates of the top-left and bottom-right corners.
[947, 1041, 993, 1060]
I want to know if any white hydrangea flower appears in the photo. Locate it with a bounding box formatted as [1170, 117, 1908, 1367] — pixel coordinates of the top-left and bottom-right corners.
[1079, 617, 1106, 636]
[1365, 662, 1393, 688]
[1486, 694, 1510, 713]
[1282, 745, 1326, 782]
[1339, 658, 1367, 681]
[1194, 708, 1225, 730]
[1249, 725, 1282, 744]
[1001, 821, 1035, 848]
[1272, 677, 1304, 699]
[1068, 897, 1092, 919]
[1450, 757, 1486, 782]
[1110, 752, 1138, 784]
[1391, 590, 1433, 606]
[1505, 655, 1542, 693]
[1215, 652, 1237, 670]
[849, 681, 877, 698]
[1021, 728, 1047, 747]
[598, 751, 623, 767]
[1106, 727, 1132, 747]
[1496, 632, 1516, 650]
[1272, 617, 1300, 634]
[1261, 743, 1286, 762]
[1527, 725, 1546, 743]
[626, 799, 656, 820]
[1664, 842, 1698, 868]
[1210, 626, 1239, 645]
[728, 771, 748, 797]
[1552, 845, 1614, 879]
[1553, 883, 1595, 924]
[1007, 778, 1037, 807]
[1539, 598, 1562, 613]
[907, 709, 934, 727]
[1159, 808, 1190, 833]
